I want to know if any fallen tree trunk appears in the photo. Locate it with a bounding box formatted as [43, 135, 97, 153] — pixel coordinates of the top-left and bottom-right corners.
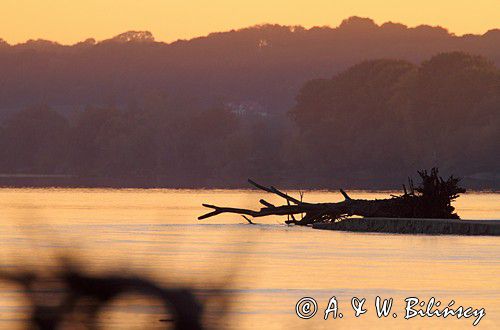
[199, 168, 466, 226]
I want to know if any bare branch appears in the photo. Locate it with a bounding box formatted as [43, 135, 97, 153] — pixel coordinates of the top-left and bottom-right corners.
[259, 199, 275, 208]
[241, 215, 255, 224]
[339, 189, 351, 200]
[248, 179, 305, 205]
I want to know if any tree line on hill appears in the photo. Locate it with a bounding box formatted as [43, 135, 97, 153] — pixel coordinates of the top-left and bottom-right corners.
[0, 51, 498, 188]
[0, 16, 499, 115]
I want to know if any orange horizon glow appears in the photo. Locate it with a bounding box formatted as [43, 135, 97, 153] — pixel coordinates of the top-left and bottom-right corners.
[1, 0, 499, 45]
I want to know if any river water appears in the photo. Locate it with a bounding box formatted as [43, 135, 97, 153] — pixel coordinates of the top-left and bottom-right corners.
[0, 189, 498, 329]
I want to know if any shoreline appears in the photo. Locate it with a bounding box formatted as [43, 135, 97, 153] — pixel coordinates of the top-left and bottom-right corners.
[0, 175, 498, 192]
[313, 218, 500, 236]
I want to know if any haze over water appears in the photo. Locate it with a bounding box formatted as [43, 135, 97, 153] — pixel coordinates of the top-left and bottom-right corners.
[0, 188, 498, 328]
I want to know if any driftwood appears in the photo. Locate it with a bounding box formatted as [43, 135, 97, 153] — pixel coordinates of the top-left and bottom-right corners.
[199, 168, 466, 226]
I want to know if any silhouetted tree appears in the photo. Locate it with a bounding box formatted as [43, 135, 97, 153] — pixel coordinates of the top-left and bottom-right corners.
[1, 105, 68, 173]
[411, 52, 500, 170]
[290, 59, 417, 179]
[288, 53, 499, 186]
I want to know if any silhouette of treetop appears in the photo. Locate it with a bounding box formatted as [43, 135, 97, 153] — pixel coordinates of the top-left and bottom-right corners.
[107, 31, 155, 43]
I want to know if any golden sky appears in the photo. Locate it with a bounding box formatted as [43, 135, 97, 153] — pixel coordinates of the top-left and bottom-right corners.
[1, 0, 499, 44]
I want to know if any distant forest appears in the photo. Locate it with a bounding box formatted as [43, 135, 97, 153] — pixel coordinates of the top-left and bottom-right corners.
[0, 17, 499, 188]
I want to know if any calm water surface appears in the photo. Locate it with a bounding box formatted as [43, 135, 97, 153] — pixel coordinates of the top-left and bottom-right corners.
[0, 189, 499, 329]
